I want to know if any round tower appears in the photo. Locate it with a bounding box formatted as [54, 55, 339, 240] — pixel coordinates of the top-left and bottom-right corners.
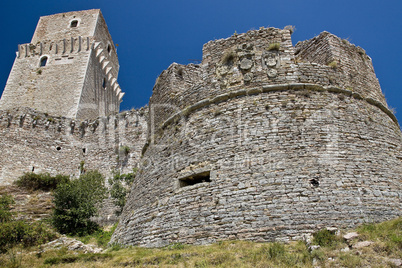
[112, 27, 402, 247]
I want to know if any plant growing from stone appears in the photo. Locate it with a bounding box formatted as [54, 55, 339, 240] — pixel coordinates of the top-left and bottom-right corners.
[108, 170, 136, 215]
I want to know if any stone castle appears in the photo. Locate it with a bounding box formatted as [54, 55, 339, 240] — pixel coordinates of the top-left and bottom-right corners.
[0, 10, 401, 247]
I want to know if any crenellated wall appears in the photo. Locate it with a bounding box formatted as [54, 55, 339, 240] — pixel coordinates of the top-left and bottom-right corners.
[148, 28, 390, 134]
[0, 107, 147, 186]
[112, 27, 402, 247]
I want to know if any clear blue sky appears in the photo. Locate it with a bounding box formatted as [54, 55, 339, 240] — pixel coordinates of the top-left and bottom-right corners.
[1, 0, 401, 125]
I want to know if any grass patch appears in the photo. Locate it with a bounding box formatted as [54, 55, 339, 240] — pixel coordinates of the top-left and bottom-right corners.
[268, 42, 280, 51]
[44, 252, 112, 265]
[313, 228, 339, 247]
[76, 223, 118, 248]
[357, 217, 401, 255]
[328, 60, 338, 69]
[0, 217, 400, 267]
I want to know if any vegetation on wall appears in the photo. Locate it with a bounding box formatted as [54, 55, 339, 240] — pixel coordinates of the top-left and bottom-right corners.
[14, 172, 70, 191]
[108, 169, 136, 215]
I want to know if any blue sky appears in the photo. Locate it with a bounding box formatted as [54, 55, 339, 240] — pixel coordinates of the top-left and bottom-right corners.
[1, 0, 401, 125]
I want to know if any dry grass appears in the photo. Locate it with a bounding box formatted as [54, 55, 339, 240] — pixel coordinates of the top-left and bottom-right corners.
[1, 191, 400, 268]
[267, 43, 280, 51]
[1, 216, 400, 268]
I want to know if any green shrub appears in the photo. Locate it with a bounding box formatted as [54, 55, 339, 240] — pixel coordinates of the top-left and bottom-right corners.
[110, 181, 128, 213]
[52, 170, 107, 236]
[0, 194, 14, 223]
[119, 145, 130, 156]
[0, 196, 56, 253]
[0, 220, 56, 252]
[313, 229, 337, 247]
[166, 242, 185, 250]
[108, 171, 136, 215]
[14, 172, 70, 191]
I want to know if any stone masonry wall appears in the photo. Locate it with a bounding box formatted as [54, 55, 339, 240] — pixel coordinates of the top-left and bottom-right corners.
[31, 10, 100, 43]
[295, 32, 386, 106]
[0, 107, 147, 186]
[111, 28, 402, 247]
[0, 9, 122, 119]
[0, 40, 91, 118]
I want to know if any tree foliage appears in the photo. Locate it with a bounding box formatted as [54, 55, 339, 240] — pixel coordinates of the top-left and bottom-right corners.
[52, 170, 107, 236]
[0, 194, 14, 223]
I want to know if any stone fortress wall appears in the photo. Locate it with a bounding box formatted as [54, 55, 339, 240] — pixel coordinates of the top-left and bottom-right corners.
[0, 10, 400, 248]
[0, 107, 147, 185]
[111, 27, 402, 247]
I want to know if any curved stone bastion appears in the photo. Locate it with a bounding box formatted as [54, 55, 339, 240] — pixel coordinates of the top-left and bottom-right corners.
[111, 27, 402, 247]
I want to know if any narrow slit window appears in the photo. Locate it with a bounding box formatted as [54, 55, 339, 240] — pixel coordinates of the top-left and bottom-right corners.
[70, 20, 78, 27]
[179, 171, 211, 188]
[102, 78, 106, 89]
[107, 44, 111, 54]
[40, 56, 47, 67]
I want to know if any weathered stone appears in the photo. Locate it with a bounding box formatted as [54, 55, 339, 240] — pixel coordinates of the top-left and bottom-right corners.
[387, 258, 402, 267]
[42, 236, 103, 253]
[343, 232, 359, 240]
[353, 241, 374, 249]
[240, 58, 253, 70]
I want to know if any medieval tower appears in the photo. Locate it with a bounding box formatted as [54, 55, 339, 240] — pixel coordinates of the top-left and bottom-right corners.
[0, 9, 123, 119]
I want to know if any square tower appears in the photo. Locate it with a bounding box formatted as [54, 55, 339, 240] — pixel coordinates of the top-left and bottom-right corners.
[0, 9, 124, 119]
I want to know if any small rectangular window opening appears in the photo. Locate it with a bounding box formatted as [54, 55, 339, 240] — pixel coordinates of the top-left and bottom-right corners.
[179, 171, 211, 188]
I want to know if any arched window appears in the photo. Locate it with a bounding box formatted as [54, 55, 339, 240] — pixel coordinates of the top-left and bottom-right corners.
[107, 44, 111, 54]
[40, 56, 48, 67]
[70, 20, 78, 28]
[102, 78, 106, 89]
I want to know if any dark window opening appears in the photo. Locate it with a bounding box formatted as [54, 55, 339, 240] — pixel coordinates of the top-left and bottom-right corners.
[179, 171, 211, 188]
[82, 148, 86, 153]
[40, 56, 47, 67]
[56, 146, 61, 151]
[309, 178, 320, 187]
[70, 20, 78, 27]
[102, 78, 106, 89]
[107, 44, 111, 54]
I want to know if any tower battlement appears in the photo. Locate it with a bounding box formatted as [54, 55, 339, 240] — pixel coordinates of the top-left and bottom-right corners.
[0, 9, 122, 119]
